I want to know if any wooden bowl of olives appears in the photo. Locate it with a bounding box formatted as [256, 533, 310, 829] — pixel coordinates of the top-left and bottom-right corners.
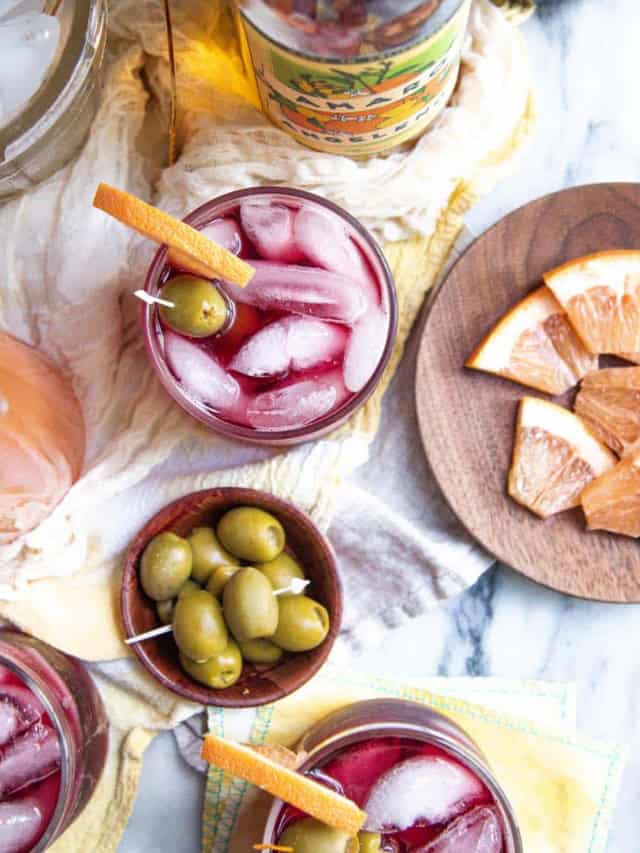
[120, 488, 342, 707]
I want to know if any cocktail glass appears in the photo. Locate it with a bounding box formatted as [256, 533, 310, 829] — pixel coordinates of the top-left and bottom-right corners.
[142, 187, 397, 446]
[262, 699, 523, 852]
[0, 630, 108, 852]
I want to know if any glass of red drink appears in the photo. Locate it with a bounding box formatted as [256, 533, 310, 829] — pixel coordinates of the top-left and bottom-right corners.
[142, 187, 397, 445]
[0, 631, 108, 852]
[262, 699, 523, 852]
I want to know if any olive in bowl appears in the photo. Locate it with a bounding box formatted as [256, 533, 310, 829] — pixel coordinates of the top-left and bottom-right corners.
[121, 488, 342, 707]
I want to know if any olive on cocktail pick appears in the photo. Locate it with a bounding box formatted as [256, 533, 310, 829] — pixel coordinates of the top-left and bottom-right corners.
[159, 274, 230, 338]
[279, 818, 358, 853]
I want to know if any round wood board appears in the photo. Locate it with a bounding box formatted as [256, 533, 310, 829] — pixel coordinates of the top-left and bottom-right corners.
[415, 183, 640, 603]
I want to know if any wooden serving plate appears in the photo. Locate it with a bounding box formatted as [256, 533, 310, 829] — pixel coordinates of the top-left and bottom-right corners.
[415, 183, 640, 602]
[121, 488, 342, 706]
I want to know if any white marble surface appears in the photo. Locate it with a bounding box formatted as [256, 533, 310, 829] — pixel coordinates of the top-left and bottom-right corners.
[120, 2, 640, 850]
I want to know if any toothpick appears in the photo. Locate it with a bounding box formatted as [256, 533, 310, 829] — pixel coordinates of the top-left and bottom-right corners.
[125, 624, 173, 645]
[273, 578, 310, 597]
[134, 290, 175, 309]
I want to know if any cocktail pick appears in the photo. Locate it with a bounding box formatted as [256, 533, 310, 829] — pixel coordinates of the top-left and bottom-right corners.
[125, 579, 310, 645]
[134, 290, 175, 309]
[125, 624, 172, 645]
[272, 578, 310, 597]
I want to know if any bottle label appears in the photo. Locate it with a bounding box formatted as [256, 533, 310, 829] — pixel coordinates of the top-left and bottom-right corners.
[239, 0, 471, 156]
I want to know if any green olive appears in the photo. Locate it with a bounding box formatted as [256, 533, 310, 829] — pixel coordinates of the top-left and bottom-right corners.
[271, 595, 330, 652]
[217, 506, 285, 563]
[173, 590, 228, 662]
[279, 818, 356, 853]
[177, 579, 200, 599]
[187, 527, 239, 585]
[239, 638, 283, 665]
[159, 275, 229, 338]
[258, 552, 305, 592]
[156, 599, 175, 625]
[140, 532, 192, 601]
[179, 640, 243, 689]
[222, 567, 278, 643]
[206, 564, 241, 598]
[358, 831, 382, 853]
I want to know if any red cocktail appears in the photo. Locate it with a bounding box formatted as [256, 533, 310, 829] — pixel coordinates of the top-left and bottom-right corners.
[143, 188, 397, 445]
[0, 632, 108, 852]
[263, 700, 522, 852]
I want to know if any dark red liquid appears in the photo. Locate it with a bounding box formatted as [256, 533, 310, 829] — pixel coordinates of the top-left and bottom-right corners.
[0, 666, 62, 853]
[274, 737, 504, 852]
[155, 198, 389, 434]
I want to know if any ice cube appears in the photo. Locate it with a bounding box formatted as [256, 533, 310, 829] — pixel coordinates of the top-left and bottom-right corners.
[363, 756, 486, 832]
[294, 206, 374, 295]
[0, 799, 45, 853]
[288, 318, 346, 371]
[0, 13, 60, 125]
[0, 723, 61, 798]
[230, 317, 345, 378]
[240, 201, 304, 262]
[200, 218, 243, 256]
[246, 370, 349, 431]
[343, 308, 388, 393]
[229, 321, 289, 378]
[0, 0, 46, 19]
[321, 739, 405, 807]
[228, 261, 366, 325]
[164, 331, 242, 413]
[417, 807, 503, 853]
[0, 684, 43, 747]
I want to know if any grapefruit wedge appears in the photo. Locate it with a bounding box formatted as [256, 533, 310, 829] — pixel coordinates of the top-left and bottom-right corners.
[574, 367, 640, 457]
[508, 397, 616, 518]
[201, 735, 365, 836]
[544, 250, 640, 354]
[582, 451, 640, 537]
[466, 286, 597, 395]
[93, 183, 254, 287]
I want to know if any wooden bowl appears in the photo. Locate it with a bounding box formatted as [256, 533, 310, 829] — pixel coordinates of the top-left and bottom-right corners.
[121, 488, 342, 707]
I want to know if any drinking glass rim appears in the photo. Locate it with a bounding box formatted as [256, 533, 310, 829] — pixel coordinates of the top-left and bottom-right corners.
[142, 186, 398, 444]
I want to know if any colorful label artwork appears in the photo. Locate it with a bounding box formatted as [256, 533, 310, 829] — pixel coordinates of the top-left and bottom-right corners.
[240, 0, 471, 156]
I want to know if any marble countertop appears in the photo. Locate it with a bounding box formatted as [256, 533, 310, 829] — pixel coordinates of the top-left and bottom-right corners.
[120, 2, 640, 850]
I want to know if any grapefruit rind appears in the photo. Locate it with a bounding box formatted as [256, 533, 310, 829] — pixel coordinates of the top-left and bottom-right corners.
[201, 735, 366, 836]
[466, 286, 597, 394]
[93, 183, 254, 287]
[544, 250, 640, 355]
[508, 397, 616, 518]
[582, 451, 640, 537]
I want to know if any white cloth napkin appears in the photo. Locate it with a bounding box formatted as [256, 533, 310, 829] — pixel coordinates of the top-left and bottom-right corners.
[0, 0, 527, 677]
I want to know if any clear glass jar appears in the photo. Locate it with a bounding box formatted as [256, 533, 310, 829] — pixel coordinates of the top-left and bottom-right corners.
[0, 0, 106, 199]
[0, 630, 108, 851]
[142, 187, 398, 446]
[262, 698, 523, 851]
[234, 0, 471, 156]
